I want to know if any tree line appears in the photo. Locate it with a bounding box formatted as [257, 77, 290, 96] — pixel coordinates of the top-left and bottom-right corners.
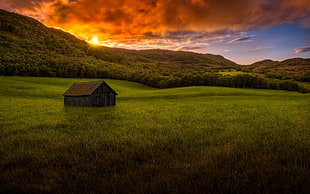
[1, 59, 308, 93]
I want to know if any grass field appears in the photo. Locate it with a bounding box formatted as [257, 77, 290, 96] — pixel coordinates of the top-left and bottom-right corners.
[0, 76, 309, 193]
[218, 69, 246, 75]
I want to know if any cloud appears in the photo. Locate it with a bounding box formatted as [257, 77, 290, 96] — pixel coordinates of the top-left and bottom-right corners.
[228, 36, 254, 44]
[3, 0, 310, 31]
[0, 0, 54, 21]
[1, 0, 310, 48]
[294, 47, 310, 53]
[176, 46, 203, 51]
[48, 0, 309, 33]
[0, 0, 52, 11]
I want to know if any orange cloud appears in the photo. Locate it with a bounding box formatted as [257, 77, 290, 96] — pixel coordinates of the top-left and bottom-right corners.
[46, 0, 310, 29]
[1, 0, 310, 49]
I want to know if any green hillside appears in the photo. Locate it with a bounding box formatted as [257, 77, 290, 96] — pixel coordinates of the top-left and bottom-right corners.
[0, 76, 309, 193]
[0, 9, 155, 81]
[245, 58, 310, 81]
[114, 48, 238, 70]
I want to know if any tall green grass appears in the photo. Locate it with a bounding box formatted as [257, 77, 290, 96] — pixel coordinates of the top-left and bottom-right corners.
[0, 76, 309, 193]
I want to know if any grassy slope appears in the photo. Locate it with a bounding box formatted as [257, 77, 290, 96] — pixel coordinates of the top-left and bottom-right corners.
[0, 76, 309, 193]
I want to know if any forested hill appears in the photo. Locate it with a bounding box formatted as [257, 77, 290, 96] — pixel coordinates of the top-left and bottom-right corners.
[0, 9, 309, 92]
[0, 9, 139, 78]
[111, 48, 237, 70]
[244, 58, 310, 81]
[0, 9, 236, 74]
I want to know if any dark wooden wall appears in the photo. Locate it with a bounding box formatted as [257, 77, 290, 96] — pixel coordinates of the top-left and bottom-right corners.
[64, 96, 92, 106]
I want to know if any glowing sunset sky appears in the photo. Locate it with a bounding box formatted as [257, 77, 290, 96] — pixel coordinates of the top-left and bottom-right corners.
[1, 0, 310, 64]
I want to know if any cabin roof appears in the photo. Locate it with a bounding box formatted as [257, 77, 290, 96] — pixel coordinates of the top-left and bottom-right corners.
[63, 81, 118, 97]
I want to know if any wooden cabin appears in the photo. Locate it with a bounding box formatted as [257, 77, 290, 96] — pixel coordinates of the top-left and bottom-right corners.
[63, 81, 118, 106]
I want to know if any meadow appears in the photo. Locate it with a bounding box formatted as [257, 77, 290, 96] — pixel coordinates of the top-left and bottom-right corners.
[0, 76, 309, 193]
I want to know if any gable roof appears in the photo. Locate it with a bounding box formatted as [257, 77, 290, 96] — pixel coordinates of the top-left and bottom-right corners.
[63, 81, 118, 96]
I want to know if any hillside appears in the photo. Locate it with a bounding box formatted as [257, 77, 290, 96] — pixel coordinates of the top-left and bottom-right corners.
[0, 9, 236, 72]
[0, 9, 149, 78]
[113, 48, 237, 70]
[0, 9, 309, 92]
[245, 58, 310, 81]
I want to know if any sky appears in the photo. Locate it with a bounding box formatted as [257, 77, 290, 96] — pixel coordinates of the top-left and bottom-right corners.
[1, 0, 310, 64]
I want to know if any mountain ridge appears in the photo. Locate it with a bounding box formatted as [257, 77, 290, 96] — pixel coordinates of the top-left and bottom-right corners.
[0, 9, 238, 70]
[246, 58, 310, 80]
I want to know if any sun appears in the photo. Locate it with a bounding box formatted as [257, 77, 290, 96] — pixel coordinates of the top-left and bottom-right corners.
[90, 35, 99, 45]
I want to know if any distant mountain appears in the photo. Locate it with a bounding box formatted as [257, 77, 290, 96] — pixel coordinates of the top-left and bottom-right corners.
[112, 48, 238, 70]
[245, 58, 310, 80]
[249, 59, 279, 70]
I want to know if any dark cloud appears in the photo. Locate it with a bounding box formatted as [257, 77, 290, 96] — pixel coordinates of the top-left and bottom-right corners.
[228, 36, 254, 44]
[143, 30, 234, 43]
[176, 46, 203, 51]
[294, 47, 310, 53]
[143, 31, 162, 38]
[48, 0, 73, 23]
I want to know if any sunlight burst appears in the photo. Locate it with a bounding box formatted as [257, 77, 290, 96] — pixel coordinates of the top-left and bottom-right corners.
[90, 35, 99, 45]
